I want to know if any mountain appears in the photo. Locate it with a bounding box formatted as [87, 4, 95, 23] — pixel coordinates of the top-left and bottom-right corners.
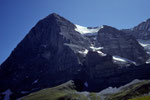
[0, 13, 91, 98]
[0, 13, 150, 100]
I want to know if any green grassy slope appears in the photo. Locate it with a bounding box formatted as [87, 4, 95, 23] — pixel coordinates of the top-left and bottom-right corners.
[129, 95, 150, 100]
[22, 80, 101, 100]
[22, 80, 150, 100]
[106, 80, 150, 100]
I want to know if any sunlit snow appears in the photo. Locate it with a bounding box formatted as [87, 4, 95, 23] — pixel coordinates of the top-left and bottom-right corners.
[90, 46, 106, 56]
[113, 56, 136, 65]
[78, 49, 88, 55]
[113, 56, 127, 62]
[75, 24, 101, 35]
[137, 39, 150, 47]
[97, 51, 107, 56]
[137, 39, 150, 55]
[146, 58, 150, 64]
[90, 46, 103, 51]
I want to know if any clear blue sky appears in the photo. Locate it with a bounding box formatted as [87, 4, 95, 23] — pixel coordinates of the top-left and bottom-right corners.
[0, 0, 150, 64]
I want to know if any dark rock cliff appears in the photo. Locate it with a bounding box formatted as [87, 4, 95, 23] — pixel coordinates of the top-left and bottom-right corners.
[0, 13, 90, 93]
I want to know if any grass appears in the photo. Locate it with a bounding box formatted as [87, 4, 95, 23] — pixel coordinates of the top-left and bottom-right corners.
[21, 80, 100, 100]
[129, 95, 150, 100]
[89, 92, 101, 100]
[106, 80, 150, 100]
[21, 80, 77, 100]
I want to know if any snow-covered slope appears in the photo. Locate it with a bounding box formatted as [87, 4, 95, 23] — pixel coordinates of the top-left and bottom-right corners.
[75, 24, 101, 35]
[137, 39, 150, 54]
[137, 39, 150, 64]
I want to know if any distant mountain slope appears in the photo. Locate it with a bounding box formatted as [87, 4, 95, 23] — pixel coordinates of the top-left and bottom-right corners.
[122, 19, 150, 40]
[122, 18, 150, 62]
[96, 25, 149, 64]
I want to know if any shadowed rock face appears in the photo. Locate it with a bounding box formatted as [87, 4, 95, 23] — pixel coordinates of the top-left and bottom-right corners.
[0, 13, 150, 99]
[97, 25, 149, 64]
[0, 13, 91, 92]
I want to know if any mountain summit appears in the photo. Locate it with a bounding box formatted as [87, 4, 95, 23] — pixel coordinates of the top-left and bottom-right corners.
[123, 18, 150, 40]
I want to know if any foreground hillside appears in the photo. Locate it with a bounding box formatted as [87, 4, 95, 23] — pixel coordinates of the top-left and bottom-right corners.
[22, 80, 150, 100]
[21, 80, 100, 100]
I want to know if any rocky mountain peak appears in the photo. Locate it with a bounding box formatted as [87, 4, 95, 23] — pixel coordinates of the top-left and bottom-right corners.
[98, 25, 126, 38]
[45, 13, 65, 21]
[48, 13, 59, 17]
[101, 25, 116, 30]
[122, 18, 150, 40]
[133, 18, 150, 31]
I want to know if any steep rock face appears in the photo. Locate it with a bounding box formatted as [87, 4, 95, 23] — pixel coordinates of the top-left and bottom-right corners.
[83, 51, 118, 91]
[123, 19, 150, 40]
[96, 25, 149, 64]
[0, 13, 90, 93]
[84, 51, 115, 78]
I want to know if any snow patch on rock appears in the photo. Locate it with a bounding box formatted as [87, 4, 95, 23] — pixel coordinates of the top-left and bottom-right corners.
[90, 45, 106, 56]
[84, 81, 88, 87]
[137, 39, 150, 48]
[90, 46, 103, 51]
[146, 58, 150, 64]
[137, 39, 150, 55]
[32, 79, 39, 84]
[113, 55, 136, 65]
[78, 49, 88, 56]
[2, 89, 12, 100]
